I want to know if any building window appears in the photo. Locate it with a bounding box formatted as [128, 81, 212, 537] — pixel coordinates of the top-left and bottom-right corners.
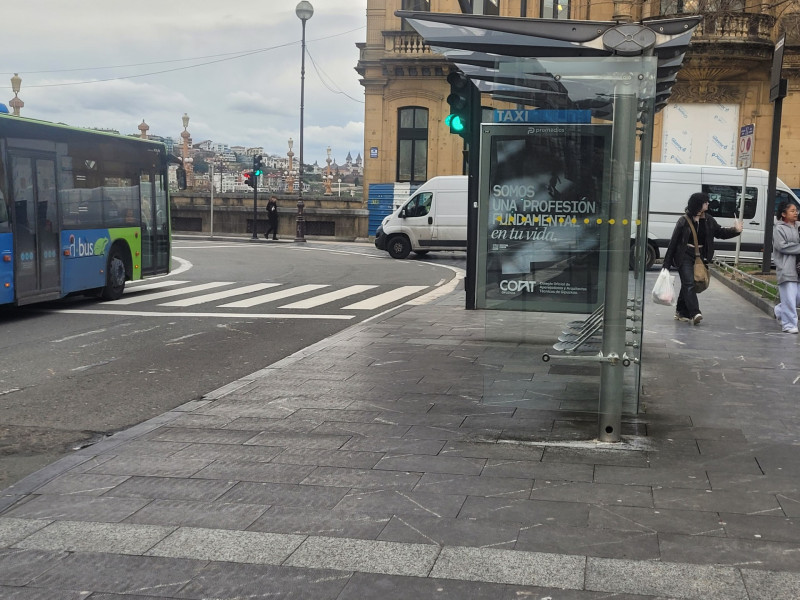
[541, 0, 569, 19]
[484, 0, 500, 15]
[397, 107, 428, 184]
[402, 0, 430, 31]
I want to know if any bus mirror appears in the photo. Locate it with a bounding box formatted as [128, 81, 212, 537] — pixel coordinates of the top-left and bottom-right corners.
[176, 166, 187, 190]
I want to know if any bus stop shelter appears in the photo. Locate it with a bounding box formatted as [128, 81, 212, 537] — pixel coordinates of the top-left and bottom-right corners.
[396, 10, 702, 441]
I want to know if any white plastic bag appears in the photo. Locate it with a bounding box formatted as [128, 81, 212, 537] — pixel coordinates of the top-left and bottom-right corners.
[651, 268, 676, 306]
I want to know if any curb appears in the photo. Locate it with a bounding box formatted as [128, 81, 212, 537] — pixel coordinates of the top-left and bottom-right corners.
[710, 266, 775, 317]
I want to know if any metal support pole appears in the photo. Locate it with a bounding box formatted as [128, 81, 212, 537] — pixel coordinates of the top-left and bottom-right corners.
[465, 81, 481, 310]
[295, 17, 308, 243]
[251, 170, 258, 240]
[762, 84, 785, 274]
[598, 91, 636, 442]
[210, 162, 215, 239]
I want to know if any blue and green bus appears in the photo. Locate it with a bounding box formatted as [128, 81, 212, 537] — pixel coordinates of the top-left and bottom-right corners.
[0, 114, 176, 306]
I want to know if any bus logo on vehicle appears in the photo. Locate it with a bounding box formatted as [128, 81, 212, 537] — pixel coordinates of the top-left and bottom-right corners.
[67, 234, 109, 257]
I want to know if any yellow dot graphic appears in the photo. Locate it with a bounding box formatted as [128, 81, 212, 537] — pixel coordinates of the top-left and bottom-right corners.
[609, 219, 615, 225]
[636, 219, 641, 225]
[584, 218, 590, 224]
[571, 217, 577, 224]
[596, 218, 603, 224]
[558, 217, 564, 224]
[533, 217, 539, 223]
[623, 219, 629, 225]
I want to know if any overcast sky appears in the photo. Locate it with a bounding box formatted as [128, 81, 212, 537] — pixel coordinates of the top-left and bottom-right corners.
[1, 1, 368, 167]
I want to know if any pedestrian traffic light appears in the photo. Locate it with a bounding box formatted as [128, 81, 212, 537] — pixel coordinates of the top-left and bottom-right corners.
[253, 154, 264, 176]
[244, 171, 255, 188]
[446, 70, 471, 139]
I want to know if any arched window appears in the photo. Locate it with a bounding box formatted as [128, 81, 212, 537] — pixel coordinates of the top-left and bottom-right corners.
[397, 107, 428, 184]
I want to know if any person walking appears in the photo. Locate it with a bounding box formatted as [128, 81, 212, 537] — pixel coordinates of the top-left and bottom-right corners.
[772, 200, 800, 334]
[264, 195, 279, 240]
[662, 192, 742, 325]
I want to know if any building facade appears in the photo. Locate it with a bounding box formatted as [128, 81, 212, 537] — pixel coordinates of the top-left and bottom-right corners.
[357, 0, 800, 196]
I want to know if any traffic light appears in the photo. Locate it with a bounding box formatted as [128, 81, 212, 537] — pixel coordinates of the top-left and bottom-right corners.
[253, 154, 264, 176]
[244, 171, 255, 188]
[446, 70, 471, 139]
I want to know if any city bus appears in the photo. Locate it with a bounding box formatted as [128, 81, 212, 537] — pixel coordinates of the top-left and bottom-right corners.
[0, 114, 176, 306]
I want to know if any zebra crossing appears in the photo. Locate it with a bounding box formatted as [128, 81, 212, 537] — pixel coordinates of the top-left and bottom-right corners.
[87, 279, 431, 317]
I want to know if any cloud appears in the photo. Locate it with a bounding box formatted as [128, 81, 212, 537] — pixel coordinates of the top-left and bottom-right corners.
[2, 0, 368, 166]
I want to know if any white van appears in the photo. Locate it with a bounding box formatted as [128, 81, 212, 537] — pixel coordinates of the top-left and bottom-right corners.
[637, 163, 800, 269]
[374, 175, 468, 259]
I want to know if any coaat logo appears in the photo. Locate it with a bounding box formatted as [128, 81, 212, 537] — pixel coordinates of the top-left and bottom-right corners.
[499, 279, 536, 294]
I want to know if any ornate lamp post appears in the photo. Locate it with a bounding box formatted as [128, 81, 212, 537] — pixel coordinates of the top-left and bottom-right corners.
[180, 113, 193, 188]
[295, 0, 313, 243]
[324, 146, 333, 195]
[286, 139, 295, 193]
[9, 73, 24, 116]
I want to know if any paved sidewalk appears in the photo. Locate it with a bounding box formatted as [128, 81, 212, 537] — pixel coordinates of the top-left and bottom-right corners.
[1, 270, 799, 599]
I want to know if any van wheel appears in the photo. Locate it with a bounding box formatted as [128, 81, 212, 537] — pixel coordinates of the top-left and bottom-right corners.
[629, 243, 657, 271]
[387, 235, 411, 259]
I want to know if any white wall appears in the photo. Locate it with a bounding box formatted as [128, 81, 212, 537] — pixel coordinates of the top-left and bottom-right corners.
[661, 103, 739, 166]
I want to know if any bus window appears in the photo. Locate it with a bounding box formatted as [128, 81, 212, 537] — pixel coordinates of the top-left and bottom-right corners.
[0, 178, 8, 234]
[0, 191, 8, 233]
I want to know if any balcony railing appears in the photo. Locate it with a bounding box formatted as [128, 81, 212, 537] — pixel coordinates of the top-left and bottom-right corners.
[691, 12, 775, 42]
[384, 31, 432, 55]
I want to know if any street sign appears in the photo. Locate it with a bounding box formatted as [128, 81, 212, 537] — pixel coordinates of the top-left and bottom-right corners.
[737, 123, 754, 169]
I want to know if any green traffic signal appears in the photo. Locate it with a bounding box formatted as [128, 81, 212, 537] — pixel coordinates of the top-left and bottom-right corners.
[445, 113, 465, 133]
[254, 169, 263, 176]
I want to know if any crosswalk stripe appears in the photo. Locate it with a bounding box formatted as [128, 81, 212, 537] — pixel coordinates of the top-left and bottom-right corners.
[111, 282, 234, 305]
[279, 285, 378, 309]
[125, 280, 190, 292]
[219, 284, 330, 308]
[342, 285, 429, 310]
[159, 283, 281, 307]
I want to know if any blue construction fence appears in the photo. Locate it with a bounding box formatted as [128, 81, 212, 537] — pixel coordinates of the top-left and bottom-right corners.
[367, 182, 419, 236]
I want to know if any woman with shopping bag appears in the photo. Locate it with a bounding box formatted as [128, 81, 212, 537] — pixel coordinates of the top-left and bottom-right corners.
[661, 192, 742, 325]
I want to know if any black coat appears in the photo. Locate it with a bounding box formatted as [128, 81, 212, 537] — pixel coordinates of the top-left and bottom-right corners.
[266, 202, 278, 225]
[662, 213, 740, 269]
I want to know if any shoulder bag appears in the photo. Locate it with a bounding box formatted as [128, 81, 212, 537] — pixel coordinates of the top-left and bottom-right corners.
[685, 217, 709, 293]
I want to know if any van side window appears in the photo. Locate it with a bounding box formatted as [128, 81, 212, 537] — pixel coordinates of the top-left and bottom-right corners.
[405, 192, 432, 218]
[702, 184, 756, 220]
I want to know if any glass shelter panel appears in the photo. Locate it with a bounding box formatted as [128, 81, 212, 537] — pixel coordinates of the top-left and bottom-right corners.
[475, 56, 657, 437]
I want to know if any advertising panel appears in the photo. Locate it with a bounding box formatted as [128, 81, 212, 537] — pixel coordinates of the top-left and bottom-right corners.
[476, 124, 612, 313]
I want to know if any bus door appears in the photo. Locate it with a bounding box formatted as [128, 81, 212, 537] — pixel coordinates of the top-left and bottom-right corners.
[10, 154, 60, 304]
[139, 171, 170, 276]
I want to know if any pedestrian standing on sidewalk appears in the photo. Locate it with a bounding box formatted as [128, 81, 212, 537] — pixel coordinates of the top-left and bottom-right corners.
[662, 192, 743, 325]
[772, 200, 800, 334]
[264, 195, 279, 240]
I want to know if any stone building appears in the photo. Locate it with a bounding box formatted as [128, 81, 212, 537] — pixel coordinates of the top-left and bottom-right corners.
[356, 0, 800, 195]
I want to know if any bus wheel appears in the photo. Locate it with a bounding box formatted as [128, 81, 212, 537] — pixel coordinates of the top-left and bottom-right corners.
[101, 250, 126, 300]
[387, 235, 411, 259]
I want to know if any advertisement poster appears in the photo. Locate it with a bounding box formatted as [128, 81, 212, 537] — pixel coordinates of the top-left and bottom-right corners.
[476, 124, 612, 313]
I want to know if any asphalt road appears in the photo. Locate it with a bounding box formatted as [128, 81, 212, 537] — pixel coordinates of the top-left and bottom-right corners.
[0, 240, 465, 489]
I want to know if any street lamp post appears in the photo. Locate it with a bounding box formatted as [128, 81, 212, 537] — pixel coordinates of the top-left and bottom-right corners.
[295, 1, 313, 243]
[9, 73, 24, 116]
